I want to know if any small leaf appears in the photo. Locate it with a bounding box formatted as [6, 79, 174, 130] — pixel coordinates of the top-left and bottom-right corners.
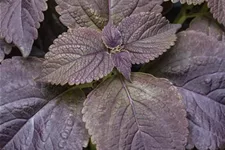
[188, 16, 225, 41]
[111, 51, 131, 80]
[207, 0, 225, 26]
[118, 12, 181, 64]
[150, 31, 225, 150]
[38, 28, 114, 85]
[55, 0, 163, 29]
[0, 57, 89, 150]
[0, 0, 47, 57]
[102, 22, 122, 49]
[82, 73, 188, 150]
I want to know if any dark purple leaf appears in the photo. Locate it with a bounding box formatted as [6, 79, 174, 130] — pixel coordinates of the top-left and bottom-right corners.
[150, 30, 225, 150]
[82, 73, 188, 150]
[0, 57, 89, 150]
[55, 0, 163, 29]
[188, 16, 225, 41]
[0, 39, 12, 62]
[37, 28, 114, 85]
[111, 51, 131, 80]
[0, 0, 47, 57]
[102, 22, 122, 49]
[118, 12, 181, 64]
[208, 0, 225, 26]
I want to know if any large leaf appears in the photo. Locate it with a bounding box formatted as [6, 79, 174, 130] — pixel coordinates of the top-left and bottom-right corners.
[188, 16, 225, 41]
[118, 12, 181, 64]
[0, 57, 89, 150]
[37, 28, 114, 85]
[207, 0, 225, 26]
[0, 0, 47, 57]
[55, 0, 108, 29]
[110, 0, 163, 25]
[55, 0, 163, 29]
[82, 73, 188, 150]
[150, 31, 225, 150]
[0, 39, 12, 62]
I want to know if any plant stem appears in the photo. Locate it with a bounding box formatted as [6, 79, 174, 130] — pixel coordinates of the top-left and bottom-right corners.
[75, 82, 93, 89]
[174, 5, 187, 24]
[173, 3, 209, 24]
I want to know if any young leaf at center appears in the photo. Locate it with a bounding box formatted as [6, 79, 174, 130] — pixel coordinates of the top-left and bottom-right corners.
[38, 11, 180, 85]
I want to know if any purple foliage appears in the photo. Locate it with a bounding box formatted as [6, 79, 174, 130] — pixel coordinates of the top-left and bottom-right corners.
[0, 57, 89, 150]
[1, 0, 225, 150]
[150, 25, 225, 150]
[111, 51, 132, 81]
[38, 12, 180, 85]
[83, 73, 188, 150]
[0, 0, 47, 57]
[102, 22, 122, 49]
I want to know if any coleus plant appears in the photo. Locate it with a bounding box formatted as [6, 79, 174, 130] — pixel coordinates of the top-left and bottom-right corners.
[0, 1, 224, 150]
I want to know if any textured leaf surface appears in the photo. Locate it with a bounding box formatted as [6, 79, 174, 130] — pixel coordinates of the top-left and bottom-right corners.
[188, 16, 225, 41]
[38, 28, 114, 85]
[0, 0, 47, 57]
[111, 51, 131, 81]
[208, 0, 225, 26]
[55, 0, 163, 29]
[110, 0, 163, 25]
[0, 39, 12, 62]
[164, 0, 205, 5]
[82, 73, 188, 150]
[55, 0, 108, 29]
[0, 57, 89, 150]
[150, 31, 225, 150]
[118, 12, 181, 64]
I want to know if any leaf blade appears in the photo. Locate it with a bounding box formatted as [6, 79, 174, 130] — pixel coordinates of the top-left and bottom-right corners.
[55, 0, 163, 29]
[38, 28, 114, 85]
[207, 0, 225, 26]
[111, 51, 132, 81]
[0, 0, 47, 57]
[150, 30, 225, 150]
[82, 73, 188, 150]
[0, 57, 89, 150]
[188, 16, 225, 41]
[0, 39, 12, 62]
[55, 0, 108, 29]
[110, 0, 163, 25]
[118, 12, 181, 64]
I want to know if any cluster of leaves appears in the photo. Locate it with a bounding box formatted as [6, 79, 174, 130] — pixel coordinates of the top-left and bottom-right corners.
[0, 0, 224, 150]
